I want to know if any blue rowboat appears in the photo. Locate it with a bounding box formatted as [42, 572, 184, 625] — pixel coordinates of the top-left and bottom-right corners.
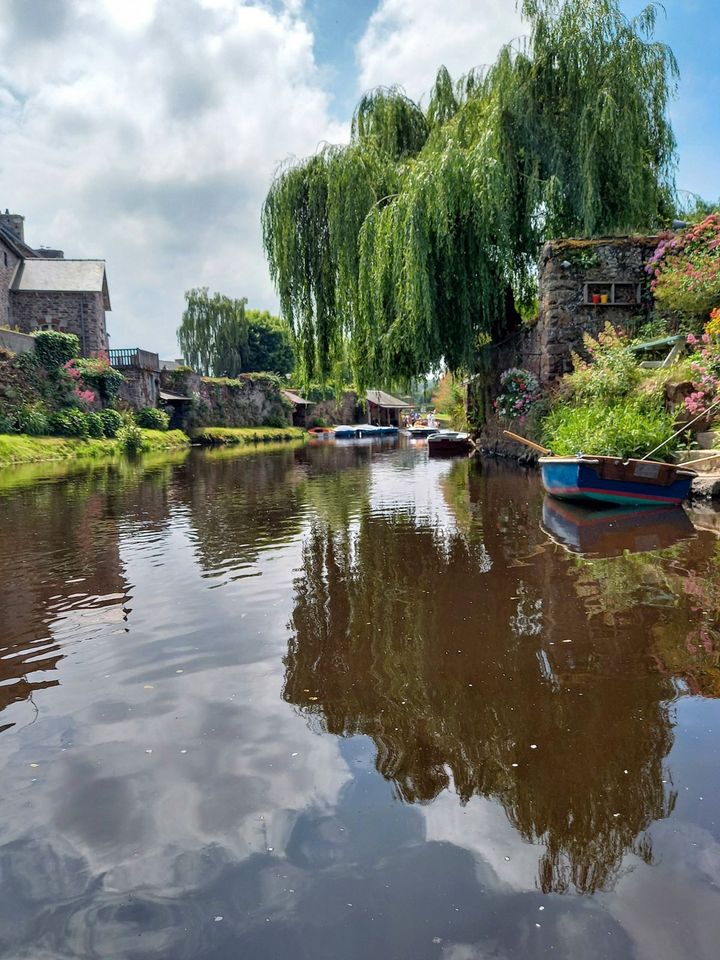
[333, 425, 359, 439]
[539, 455, 696, 507]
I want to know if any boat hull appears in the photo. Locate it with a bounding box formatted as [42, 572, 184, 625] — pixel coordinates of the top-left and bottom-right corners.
[539, 457, 694, 507]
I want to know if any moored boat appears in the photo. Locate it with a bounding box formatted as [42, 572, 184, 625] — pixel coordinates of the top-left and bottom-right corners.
[539, 455, 696, 507]
[333, 425, 359, 439]
[405, 426, 437, 439]
[427, 430, 474, 456]
[308, 426, 334, 437]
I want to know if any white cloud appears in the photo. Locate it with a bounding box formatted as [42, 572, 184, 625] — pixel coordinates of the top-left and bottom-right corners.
[356, 0, 523, 102]
[0, 0, 347, 356]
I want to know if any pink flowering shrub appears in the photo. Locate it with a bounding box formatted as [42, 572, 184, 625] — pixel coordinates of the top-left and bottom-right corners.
[647, 215, 720, 316]
[683, 313, 720, 418]
[494, 368, 541, 420]
[73, 387, 97, 408]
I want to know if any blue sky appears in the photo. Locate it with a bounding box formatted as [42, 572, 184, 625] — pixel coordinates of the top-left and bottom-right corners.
[0, 0, 717, 356]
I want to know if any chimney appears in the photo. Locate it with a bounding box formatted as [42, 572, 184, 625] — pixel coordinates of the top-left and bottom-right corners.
[0, 209, 25, 244]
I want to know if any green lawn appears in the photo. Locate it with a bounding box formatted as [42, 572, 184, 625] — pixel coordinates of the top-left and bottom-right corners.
[0, 429, 190, 466]
[191, 426, 306, 445]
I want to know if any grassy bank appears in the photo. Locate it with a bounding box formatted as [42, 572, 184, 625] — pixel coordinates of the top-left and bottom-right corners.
[191, 426, 306, 445]
[0, 429, 189, 466]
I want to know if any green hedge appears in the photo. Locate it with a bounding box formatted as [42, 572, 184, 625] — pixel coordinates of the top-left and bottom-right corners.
[34, 331, 80, 370]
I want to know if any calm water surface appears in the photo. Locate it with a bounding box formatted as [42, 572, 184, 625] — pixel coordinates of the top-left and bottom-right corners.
[1, 440, 720, 959]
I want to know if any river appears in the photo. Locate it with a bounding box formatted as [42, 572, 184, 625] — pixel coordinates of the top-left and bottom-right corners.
[0, 439, 719, 959]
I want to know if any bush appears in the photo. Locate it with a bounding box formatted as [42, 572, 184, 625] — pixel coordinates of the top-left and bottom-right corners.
[67, 355, 124, 404]
[263, 413, 290, 428]
[493, 368, 540, 420]
[85, 412, 105, 439]
[561, 324, 641, 402]
[14, 403, 49, 436]
[647, 216, 720, 318]
[99, 408, 123, 438]
[48, 407, 90, 438]
[117, 422, 144, 454]
[135, 407, 170, 431]
[34, 331, 80, 370]
[542, 395, 680, 460]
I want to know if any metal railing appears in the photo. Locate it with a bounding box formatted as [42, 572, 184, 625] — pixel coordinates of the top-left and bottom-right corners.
[109, 348, 160, 371]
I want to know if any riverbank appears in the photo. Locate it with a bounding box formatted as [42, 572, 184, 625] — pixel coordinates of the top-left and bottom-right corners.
[0, 429, 189, 466]
[190, 426, 306, 445]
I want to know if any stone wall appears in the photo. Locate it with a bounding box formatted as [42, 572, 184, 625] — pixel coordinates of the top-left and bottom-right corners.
[0, 329, 35, 355]
[528, 236, 659, 383]
[118, 368, 160, 411]
[160, 370, 292, 428]
[10, 290, 108, 357]
[0, 236, 21, 328]
[471, 235, 661, 452]
[309, 391, 361, 425]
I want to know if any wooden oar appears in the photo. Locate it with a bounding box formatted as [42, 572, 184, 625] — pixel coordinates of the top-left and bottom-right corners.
[503, 430, 552, 455]
[678, 452, 720, 468]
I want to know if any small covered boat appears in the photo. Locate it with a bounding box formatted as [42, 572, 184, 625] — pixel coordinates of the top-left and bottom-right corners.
[333, 425, 359, 439]
[539, 455, 696, 507]
[427, 430, 474, 457]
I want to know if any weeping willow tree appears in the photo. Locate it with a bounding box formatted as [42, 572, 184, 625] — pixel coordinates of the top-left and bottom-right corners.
[263, 0, 678, 385]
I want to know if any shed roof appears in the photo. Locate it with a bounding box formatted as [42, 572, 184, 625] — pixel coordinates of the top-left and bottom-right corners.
[283, 389, 313, 406]
[366, 389, 409, 409]
[12, 259, 111, 309]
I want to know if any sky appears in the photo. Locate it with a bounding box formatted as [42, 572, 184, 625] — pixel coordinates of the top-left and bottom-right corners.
[0, 0, 718, 358]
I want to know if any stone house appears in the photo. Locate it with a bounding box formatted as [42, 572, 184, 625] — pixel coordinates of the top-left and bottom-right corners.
[0, 210, 110, 356]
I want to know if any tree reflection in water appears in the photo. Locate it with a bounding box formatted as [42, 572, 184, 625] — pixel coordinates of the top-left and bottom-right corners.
[283, 462, 681, 895]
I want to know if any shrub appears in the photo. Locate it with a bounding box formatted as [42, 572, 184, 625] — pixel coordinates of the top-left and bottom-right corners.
[67, 355, 124, 404]
[99, 408, 123, 438]
[34, 331, 80, 370]
[542, 396, 680, 460]
[48, 407, 90, 438]
[135, 407, 170, 431]
[14, 403, 49, 436]
[263, 414, 290, 428]
[117, 422, 144, 454]
[563, 324, 641, 402]
[0, 412, 12, 434]
[647, 216, 720, 317]
[85, 412, 105, 439]
[308, 415, 331, 428]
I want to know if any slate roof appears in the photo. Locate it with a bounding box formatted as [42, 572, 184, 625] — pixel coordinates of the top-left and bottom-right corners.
[11, 259, 111, 309]
[0, 224, 39, 260]
[283, 389, 313, 406]
[366, 389, 409, 409]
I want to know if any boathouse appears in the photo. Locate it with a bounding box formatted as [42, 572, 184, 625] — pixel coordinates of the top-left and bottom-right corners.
[283, 389, 314, 427]
[366, 390, 410, 427]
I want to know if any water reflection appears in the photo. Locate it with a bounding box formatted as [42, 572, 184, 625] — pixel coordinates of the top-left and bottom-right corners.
[1, 447, 720, 957]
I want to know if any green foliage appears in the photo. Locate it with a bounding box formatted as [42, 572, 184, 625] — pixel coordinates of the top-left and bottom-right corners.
[563, 324, 642, 401]
[117, 421, 144, 454]
[13, 403, 49, 436]
[135, 407, 170, 431]
[263, 0, 678, 384]
[542, 395, 680, 459]
[178, 288, 248, 376]
[85, 412, 105, 439]
[244, 310, 295, 375]
[432, 372, 467, 428]
[34, 331, 80, 370]
[99, 408, 123, 438]
[69, 355, 124, 403]
[48, 407, 91, 438]
[647, 215, 720, 317]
